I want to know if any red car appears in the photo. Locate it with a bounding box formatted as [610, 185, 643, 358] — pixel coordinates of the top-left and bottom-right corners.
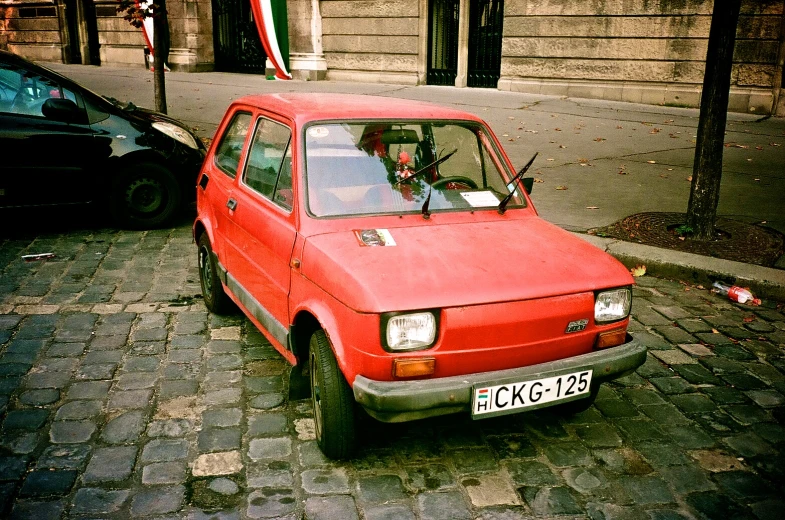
[194, 94, 646, 459]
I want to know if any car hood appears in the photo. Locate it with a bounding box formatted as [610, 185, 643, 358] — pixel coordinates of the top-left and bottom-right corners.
[301, 217, 634, 313]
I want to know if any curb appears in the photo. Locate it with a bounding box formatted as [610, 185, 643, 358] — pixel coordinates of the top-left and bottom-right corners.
[576, 233, 785, 303]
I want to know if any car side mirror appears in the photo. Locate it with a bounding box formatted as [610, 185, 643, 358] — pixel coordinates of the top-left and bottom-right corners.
[522, 177, 534, 194]
[41, 98, 80, 123]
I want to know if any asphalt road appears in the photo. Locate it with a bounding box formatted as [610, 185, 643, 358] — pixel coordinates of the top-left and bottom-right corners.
[0, 218, 783, 519]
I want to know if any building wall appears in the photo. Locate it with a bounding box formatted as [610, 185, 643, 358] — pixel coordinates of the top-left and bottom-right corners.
[319, 0, 421, 84]
[0, 0, 62, 62]
[498, 0, 784, 113]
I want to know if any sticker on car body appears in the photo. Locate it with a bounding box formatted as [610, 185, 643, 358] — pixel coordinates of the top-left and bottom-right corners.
[354, 229, 397, 247]
[472, 370, 592, 417]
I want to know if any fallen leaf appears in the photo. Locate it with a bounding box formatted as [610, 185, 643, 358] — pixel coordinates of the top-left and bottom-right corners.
[664, 119, 674, 123]
[630, 265, 647, 277]
[686, 176, 693, 181]
[678, 236, 685, 241]
[647, 160, 657, 164]
[711, 328, 720, 334]
[578, 158, 590, 164]
[547, 158, 555, 161]
[650, 128, 660, 134]
[743, 315, 756, 323]
[755, 146, 764, 150]
[534, 178, 544, 183]
[508, 116, 515, 120]
[594, 137, 606, 142]
[555, 185, 568, 190]
[559, 144, 566, 148]
[771, 142, 781, 146]
[502, 134, 509, 137]
[554, 128, 562, 131]
[659, 174, 669, 179]
[616, 125, 623, 129]
[667, 168, 673, 171]
[586, 206, 600, 210]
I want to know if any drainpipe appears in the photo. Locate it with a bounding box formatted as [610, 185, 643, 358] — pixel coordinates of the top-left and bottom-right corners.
[774, 7, 785, 116]
[454, 0, 469, 88]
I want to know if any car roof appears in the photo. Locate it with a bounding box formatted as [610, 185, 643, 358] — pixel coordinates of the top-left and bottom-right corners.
[232, 93, 485, 125]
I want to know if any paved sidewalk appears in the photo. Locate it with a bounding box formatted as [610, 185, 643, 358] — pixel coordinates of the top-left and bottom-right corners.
[0, 222, 783, 519]
[45, 63, 785, 299]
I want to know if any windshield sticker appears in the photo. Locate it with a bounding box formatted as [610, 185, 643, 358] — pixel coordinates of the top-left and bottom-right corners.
[354, 229, 397, 247]
[460, 191, 500, 207]
[308, 127, 329, 138]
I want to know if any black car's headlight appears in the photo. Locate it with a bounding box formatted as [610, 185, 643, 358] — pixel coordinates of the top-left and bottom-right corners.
[152, 122, 199, 150]
[594, 287, 632, 323]
[381, 311, 438, 352]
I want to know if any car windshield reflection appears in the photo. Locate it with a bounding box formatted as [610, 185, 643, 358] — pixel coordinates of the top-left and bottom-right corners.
[305, 121, 525, 217]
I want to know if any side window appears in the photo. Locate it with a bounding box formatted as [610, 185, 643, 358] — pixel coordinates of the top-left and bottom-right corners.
[243, 117, 293, 210]
[0, 64, 77, 117]
[213, 112, 252, 178]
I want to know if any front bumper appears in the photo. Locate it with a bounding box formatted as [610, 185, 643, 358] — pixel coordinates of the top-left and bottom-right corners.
[353, 335, 646, 423]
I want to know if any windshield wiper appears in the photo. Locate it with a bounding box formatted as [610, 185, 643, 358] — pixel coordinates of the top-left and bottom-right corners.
[498, 152, 538, 215]
[394, 148, 458, 186]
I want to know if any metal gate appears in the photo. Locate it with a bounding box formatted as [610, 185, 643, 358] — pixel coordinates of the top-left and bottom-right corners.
[467, 0, 503, 88]
[427, 0, 459, 86]
[212, 0, 267, 73]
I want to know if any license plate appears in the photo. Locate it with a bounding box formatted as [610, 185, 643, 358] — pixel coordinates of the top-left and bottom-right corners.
[472, 370, 592, 417]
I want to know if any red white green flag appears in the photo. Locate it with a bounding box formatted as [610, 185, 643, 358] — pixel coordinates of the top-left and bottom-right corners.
[251, 0, 292, 79]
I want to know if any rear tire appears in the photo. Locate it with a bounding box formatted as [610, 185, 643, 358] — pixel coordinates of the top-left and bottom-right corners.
[197, 233, 232, 314]
[309, 329, 356, 459]
[111, 162, 181, 228]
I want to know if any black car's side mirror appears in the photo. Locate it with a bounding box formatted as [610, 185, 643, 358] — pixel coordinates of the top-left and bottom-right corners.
[522, 177, 534, 194]
[41, 98, 80, 123]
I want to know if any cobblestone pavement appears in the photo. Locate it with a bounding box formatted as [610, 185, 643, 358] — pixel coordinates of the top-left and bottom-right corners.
[1, 220, 784, 520]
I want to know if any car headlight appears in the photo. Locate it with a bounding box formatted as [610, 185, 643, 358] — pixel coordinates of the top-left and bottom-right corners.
[382, 311, 438, 352]
[152, 121, 199, 150]
[595, 287, 632, 323]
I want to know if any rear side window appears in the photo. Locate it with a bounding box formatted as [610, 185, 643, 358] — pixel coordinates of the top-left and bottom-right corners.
[213, 112, 252, 178]
[0, 63, 79, 118]
[243, 117, 293, 211]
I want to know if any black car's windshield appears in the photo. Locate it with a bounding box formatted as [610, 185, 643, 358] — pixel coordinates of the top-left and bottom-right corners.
[305, 121, 525, 217]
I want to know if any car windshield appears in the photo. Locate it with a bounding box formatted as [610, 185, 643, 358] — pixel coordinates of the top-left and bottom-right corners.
[305, 121, 525, 217]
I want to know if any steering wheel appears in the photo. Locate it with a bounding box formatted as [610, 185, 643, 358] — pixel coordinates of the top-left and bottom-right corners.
[431, 176, 478, 190]
[10, 90, 31, 112]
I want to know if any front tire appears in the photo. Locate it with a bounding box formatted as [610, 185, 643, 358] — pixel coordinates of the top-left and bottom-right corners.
[111, 162, 181, 228]
[309, 329, 356, 459]
[197, 233, 232, 314]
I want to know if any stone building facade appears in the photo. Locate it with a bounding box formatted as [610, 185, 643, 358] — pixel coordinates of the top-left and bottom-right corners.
[1, 0, 784, 114]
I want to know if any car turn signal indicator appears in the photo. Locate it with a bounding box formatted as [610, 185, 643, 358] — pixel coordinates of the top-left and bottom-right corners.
[595, 328, 627, 349]
[393, 358, 435, 378]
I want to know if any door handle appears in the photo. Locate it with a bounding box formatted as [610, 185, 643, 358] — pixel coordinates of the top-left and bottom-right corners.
[226, 198, 237, 211]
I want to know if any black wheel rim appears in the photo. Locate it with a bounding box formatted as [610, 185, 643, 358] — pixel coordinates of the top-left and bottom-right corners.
[125, 177, 165, 216]
[310, 349, 323, 441]
[198, 245, 213, 299]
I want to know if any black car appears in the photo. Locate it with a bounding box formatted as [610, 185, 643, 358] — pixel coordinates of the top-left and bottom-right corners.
[0, 50, 206, 228]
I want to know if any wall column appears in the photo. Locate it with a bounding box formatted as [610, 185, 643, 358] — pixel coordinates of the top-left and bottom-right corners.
[288, 0, 327, 80]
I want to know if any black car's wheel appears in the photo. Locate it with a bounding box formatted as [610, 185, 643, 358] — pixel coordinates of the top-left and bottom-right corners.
[197, 233, 232, 314]
[111, 162, 181, 228]
[309, 329, 356, 459]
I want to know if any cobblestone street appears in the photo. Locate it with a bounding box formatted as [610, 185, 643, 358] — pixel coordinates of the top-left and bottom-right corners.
[1, 220, 784, 519]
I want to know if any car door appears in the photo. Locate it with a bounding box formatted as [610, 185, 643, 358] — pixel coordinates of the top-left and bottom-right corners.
[200, 110, 254, 269]
[224, 113, 297, 344]
[0, 60, 97, 207]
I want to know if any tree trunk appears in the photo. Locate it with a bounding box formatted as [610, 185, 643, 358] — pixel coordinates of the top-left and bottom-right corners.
[152, 0, 168, 114]
[686, 0, 742, 239]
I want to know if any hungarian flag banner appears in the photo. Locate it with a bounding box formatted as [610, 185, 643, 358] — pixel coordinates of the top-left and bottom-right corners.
[251, 0, 292, 79]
